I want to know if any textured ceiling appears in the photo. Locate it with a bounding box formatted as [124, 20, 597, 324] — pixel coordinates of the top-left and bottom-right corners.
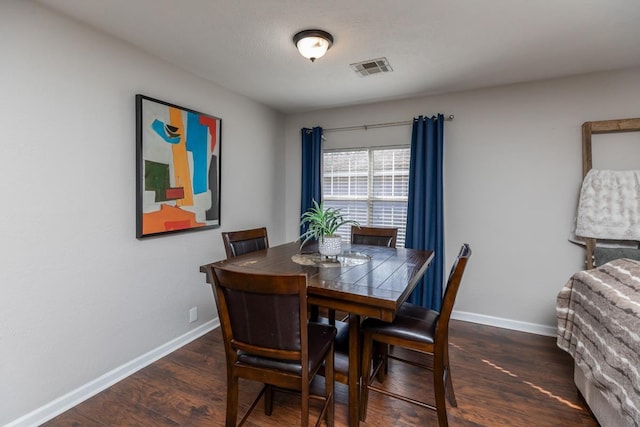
[36, 0, 640, 113]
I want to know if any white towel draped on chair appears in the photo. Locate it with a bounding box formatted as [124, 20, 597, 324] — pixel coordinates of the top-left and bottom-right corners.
[575, 169, 640, 240]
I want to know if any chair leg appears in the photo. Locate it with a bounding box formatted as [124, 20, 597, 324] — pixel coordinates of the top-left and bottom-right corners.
[444, 367, 457, 407]
[433, 353, 449, 427]
[384, 348, 389, 376]
[264, 384, 273, 415]
[226, 372, 239, 427]
[360, 332, 373, 421]
[301, 384, 309, 427]
[327, 309, 336, 325]
[325, 343, 335, 427]
[444, 347, 457, 407]
[374, 342, 388, 382]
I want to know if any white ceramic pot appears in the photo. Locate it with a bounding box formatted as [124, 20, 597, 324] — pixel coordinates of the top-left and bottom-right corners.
[319, 235, 343, 257]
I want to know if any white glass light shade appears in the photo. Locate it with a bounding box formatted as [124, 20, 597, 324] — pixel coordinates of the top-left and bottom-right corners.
[296, 36, 330, 61]
[293, 30, 333, 62]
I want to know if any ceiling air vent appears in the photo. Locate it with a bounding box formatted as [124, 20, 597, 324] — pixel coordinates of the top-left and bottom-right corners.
[350, 57, 393, 77]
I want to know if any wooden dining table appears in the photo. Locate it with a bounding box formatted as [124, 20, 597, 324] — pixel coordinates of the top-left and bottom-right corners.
[200, 241, 434, 427]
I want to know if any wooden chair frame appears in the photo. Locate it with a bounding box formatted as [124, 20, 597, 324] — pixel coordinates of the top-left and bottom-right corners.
[351, 226, 398, 248]
[222, 227, 269, 258]
[207, 267, 335, 427]
[360, 244, 471, 427]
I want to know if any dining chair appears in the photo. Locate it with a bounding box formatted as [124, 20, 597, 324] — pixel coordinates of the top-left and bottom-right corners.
[221, 227, 269, 258]
[207, 266, 336, 427]
[351, 226, 398, 248]
[345, 225, 399, 363]
[359, 243, 472, 427]
[319, 226, 400, 404]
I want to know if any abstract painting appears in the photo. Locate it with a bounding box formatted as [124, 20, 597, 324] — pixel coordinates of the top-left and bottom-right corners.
[136, 95, 221, 238]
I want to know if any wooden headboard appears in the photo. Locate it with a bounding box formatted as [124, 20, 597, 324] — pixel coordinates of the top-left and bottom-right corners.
[581, 117, 640, 269]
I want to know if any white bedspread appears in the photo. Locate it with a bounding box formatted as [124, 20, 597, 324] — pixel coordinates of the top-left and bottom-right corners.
[575, 169, 640, 240]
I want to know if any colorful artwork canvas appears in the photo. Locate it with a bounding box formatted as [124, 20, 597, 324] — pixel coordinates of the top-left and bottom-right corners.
[136, 95, 221, 238]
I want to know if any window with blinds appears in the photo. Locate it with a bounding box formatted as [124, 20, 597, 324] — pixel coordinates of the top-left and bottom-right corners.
[323, 146, 410, 247]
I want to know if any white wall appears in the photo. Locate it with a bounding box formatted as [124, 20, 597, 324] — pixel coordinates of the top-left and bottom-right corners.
[284, 67, 640, 333]
[0, 1, 284, 425]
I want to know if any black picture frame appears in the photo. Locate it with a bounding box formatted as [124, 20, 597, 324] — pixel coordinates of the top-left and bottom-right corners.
[136, 94, 221, 238]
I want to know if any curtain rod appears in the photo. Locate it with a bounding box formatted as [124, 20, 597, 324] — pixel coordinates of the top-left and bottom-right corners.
[323, 114, 454, 133]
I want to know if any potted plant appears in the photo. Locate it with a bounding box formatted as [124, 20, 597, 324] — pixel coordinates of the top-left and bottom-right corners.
[300, 200, 359, 256]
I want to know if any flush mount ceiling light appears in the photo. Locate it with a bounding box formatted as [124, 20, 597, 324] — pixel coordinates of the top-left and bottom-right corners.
[293, 29, 333, 62]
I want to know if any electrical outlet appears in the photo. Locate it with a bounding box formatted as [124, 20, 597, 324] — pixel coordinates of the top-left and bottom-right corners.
[189, 307, 198, 323]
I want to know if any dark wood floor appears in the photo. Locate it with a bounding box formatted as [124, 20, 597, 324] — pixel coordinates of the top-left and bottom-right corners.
[42, 320, 598, 426]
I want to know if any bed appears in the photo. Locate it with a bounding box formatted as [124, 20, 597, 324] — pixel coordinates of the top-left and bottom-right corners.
[556, 258, 640, 426]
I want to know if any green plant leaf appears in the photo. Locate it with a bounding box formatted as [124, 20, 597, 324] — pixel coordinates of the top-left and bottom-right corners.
[299, 199, 359, 248]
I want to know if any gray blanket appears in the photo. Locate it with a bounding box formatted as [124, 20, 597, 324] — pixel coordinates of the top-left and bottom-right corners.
[557, 258, 640, 426]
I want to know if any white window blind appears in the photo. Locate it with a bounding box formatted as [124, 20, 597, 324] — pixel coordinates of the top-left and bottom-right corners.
[323, 146, 410, 247]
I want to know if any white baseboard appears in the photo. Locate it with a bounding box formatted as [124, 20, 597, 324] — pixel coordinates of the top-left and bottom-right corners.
[7, 319, 219, 427]
[452, 310, 556, 337]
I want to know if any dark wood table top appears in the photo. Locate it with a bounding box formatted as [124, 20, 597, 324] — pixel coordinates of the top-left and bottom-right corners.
[200, 241, 434, 322]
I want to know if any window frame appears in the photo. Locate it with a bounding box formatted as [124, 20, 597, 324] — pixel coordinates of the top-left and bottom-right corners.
[322, 144, 410, 247]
